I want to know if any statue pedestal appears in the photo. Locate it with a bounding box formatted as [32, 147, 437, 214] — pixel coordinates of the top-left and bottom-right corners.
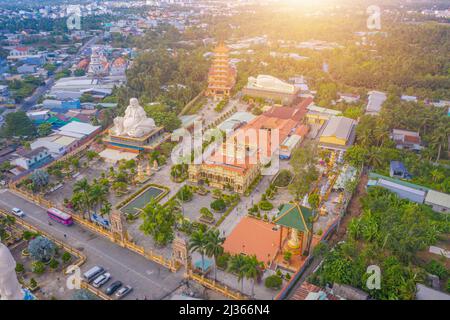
[104, 127, 166, 153]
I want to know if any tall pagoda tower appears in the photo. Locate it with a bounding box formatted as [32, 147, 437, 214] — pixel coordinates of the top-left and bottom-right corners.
[205, 43, 236, 100]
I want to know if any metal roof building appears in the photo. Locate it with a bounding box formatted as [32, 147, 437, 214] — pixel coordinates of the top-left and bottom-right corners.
[376, 178, 426, 204]
[425, 190, 450, 214]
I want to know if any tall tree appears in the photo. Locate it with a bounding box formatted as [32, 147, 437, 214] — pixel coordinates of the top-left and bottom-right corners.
[204, 229, 224, 281]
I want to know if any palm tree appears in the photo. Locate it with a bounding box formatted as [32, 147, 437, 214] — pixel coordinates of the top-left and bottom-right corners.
[228, 254, 247, 293]
[430, 121, 449, 162]
[89, 183, 108, 214]
[100, 201, 112, 218]
[73, 178, 91, 219]
[204, 229, 224, 281]
[367, 147, 382, 168]
[189, 230, 207, 274]
[430, 169, 444, 183]
[243, 255, 263, 297]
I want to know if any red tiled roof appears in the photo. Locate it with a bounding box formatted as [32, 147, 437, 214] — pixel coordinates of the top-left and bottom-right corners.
[223, 217, 284, 266]
[14, 47, 29, 52]
[404, 135, 420, 143]
[290, 282, 339, 300]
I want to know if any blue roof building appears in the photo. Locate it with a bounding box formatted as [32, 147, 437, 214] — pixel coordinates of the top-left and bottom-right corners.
[390, 161, 411, 179]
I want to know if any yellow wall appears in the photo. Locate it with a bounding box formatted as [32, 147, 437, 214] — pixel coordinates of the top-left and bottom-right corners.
[319, 136, 347, 146]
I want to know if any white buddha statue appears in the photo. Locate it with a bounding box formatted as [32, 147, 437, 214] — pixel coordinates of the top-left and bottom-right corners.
[112, 98, 156, 138]
[0, 243, 24, 300]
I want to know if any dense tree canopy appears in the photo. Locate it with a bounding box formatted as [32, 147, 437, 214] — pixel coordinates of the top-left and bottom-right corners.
[311, 187, 450, 300]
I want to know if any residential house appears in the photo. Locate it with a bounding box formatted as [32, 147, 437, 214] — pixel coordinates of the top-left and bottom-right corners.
[289, 282, 340, 300]
[110, 57, 127, 76]
[391, 129, 422, 152]
[401, 95, 418, 103]
[366, 91, 386, 115]
[26, 110, 52, 123]
[339, 93, 360, 104]
[389, 161, 411, 179]
[8, 47, 32, 60]
[17, 65, 36, 74]
[43, 99, 81, 112]
[11, 147, 52, 170]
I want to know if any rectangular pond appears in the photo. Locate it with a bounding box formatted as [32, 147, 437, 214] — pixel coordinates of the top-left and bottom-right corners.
[119, 186, 166, 216]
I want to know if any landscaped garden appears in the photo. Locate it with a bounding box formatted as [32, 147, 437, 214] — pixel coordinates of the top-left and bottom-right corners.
[1, 216, 77, 300]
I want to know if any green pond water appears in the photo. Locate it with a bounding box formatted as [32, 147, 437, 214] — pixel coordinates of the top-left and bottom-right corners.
[120, 187, 164, 215]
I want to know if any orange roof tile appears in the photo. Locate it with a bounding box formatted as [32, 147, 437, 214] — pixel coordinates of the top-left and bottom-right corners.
[223, 217, 286, 266]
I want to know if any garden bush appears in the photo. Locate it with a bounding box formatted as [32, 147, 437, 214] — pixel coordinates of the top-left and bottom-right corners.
[32, 261, 45, 274]
[265, 275, 282, 289]
[62, 252, 72, 264]
[49, 258, 59, 270]
[259, 200, 274, 211]
[211, 199, 226, 212]
[273, 169, 293, 187]
[177, 185, 193, 202]
[216, 253, 231, 270]
[15, 263, 25, 273]
[425, 260, 448, 279]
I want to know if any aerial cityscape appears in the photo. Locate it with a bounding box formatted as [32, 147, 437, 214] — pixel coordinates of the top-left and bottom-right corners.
[0, 0, 449, 307]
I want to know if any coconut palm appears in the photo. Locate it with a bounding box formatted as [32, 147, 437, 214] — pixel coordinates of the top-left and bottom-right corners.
[228, 254, 247, 293]
[189, 229, 208, 274]
[243, 255, 263, 297]
[367, 147, 382, 168]
[100, 201, 112, 218]
[89, 183, 108, 214]
[73, 178, 91, 219]
[430, 120, 450, 162]
[204, 229, 224, 281]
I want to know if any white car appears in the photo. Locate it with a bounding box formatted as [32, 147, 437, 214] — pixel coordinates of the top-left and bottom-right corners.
[115, 286, 133, 299]
[92, 272, 111, 288]
[11, 208, 25, 218]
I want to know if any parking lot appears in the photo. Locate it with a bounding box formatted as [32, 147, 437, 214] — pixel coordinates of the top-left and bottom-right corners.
[0, 189, 184, 300]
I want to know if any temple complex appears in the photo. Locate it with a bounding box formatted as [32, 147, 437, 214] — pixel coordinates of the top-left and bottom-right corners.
[188, 104, 309, 193]
[205, 43, 236, 100]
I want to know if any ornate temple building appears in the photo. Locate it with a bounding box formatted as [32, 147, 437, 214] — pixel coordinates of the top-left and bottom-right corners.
[205, 43, 236, 99]
[88, 47, 109, 77]
[242, 75, 300, 105]
[189, 105, 309, 193]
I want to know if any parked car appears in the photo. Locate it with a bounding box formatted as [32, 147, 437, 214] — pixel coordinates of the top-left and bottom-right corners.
[105, 281, 122, 295]
[92, 272, 111, 288]
[11, 208, 25, 218]
[115, 286, 133, 299]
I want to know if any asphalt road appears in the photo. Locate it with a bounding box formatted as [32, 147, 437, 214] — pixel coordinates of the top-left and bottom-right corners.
[0, 189, 184, 300]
